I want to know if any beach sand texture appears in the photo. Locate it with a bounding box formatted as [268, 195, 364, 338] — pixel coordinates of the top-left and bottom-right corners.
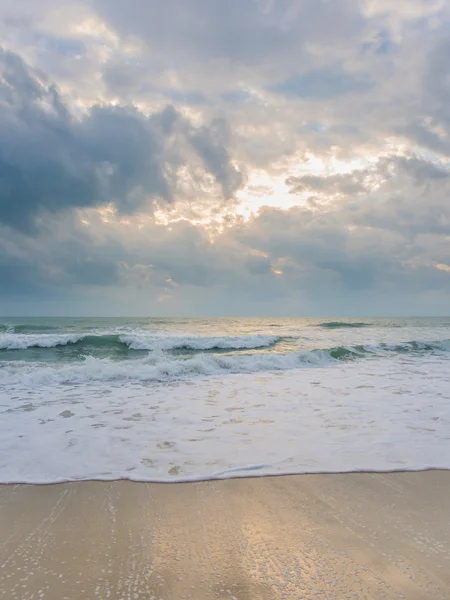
[1, 471, 449, 599]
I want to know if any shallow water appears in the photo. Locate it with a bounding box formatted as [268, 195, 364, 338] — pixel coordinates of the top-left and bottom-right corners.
[1, 317, 449, 482]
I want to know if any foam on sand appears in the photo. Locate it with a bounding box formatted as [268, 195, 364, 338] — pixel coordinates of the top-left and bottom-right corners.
[1, 351, 449, 483]
[1, 317, 450, 485]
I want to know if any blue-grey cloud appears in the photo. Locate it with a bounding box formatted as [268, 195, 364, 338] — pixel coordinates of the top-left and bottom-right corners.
[270, 68, 373, 100]
[1, 0, 450, 315]
[220, 91, 252, 104]
[0, 49, 169, 229]
[0, 48, 243, 230]
[90, 0, 364, 67]
[163, 89, 206, 105]
[187, 117, 245, 198]
[2, 150, 450, 306]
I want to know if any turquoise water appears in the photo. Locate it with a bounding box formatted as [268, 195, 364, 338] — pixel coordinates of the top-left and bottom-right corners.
[1, 316, 449, 370]
[1, 316, 450, 482]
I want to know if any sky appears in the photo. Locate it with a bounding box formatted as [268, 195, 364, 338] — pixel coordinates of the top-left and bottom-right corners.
[1, 0, 450, 316]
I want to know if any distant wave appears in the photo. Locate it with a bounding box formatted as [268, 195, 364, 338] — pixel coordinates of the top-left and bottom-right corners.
[1, 339, 448, 386]
[0, 332, 281, 352]
[318, 321, 373, 329]
[0, 323, 60, 333]
[0, 333, 84, 349]
[120, 333, 280, 351]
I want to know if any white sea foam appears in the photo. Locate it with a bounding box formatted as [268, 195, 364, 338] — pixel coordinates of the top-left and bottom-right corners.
[1, 352, 449, 483]
[1, 338, 448, 386]
[0, 331, 280, 351]
[1, 317, 450, 484]
[0, 349, 333, 386]
[119, 333, 280, 351]
[0, 333, 84, 349]
[1, 339, 449, 387]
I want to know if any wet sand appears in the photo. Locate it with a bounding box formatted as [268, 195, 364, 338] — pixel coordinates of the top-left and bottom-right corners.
[0, 471, 449, 599]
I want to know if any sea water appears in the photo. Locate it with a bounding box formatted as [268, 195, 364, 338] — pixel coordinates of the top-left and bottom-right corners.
[0, 317, 449, 482]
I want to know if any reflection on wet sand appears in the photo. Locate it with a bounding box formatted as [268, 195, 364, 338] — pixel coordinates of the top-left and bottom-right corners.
[1, 471, 449, 599]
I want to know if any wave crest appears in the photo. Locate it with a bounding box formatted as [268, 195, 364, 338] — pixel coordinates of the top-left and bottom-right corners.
[0, 333, 84, 350]
[1, 339, 449, 387]
[0, 332, 281, 352]
[119, 333, 280, 352]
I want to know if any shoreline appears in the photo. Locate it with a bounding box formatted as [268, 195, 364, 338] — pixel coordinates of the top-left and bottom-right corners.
[1, 464, 450, 486]
[1, 471, 449, 599]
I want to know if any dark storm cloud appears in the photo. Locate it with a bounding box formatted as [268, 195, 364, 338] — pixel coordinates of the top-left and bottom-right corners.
[0, 48, 243, 231]
[0, 49, 168, 229]
[187, 118, 244, 198]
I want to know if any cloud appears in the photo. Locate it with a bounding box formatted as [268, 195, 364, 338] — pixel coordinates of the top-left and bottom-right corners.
[2, 148, 450, 313]
[187, 117, 245, 198]
[270, 68, 373, 100]
[1, 0, 450, 315]
[0, 48, 245, 231]
[0, 49, 162, 229]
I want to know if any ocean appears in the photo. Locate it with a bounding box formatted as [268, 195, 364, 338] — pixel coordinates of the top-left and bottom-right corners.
[0, 316, 449, 483]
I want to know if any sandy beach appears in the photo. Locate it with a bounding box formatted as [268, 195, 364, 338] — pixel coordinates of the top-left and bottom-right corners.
[0, 471, 449, 600]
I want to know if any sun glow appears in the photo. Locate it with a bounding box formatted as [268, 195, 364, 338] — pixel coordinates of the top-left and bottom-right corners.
[84, 150, 394, 236]
[235, 151, 376, 218]
[435, 263, 450, 273]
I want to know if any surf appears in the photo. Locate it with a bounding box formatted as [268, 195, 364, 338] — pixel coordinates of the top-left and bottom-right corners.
[1, 338, 448, 387]
[0, 332, 282, 352]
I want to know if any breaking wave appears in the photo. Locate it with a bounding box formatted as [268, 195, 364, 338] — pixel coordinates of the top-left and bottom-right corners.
[1, 339, 448, 387]
[0, 332, 281, 352]
[0, 333, 84, 349]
